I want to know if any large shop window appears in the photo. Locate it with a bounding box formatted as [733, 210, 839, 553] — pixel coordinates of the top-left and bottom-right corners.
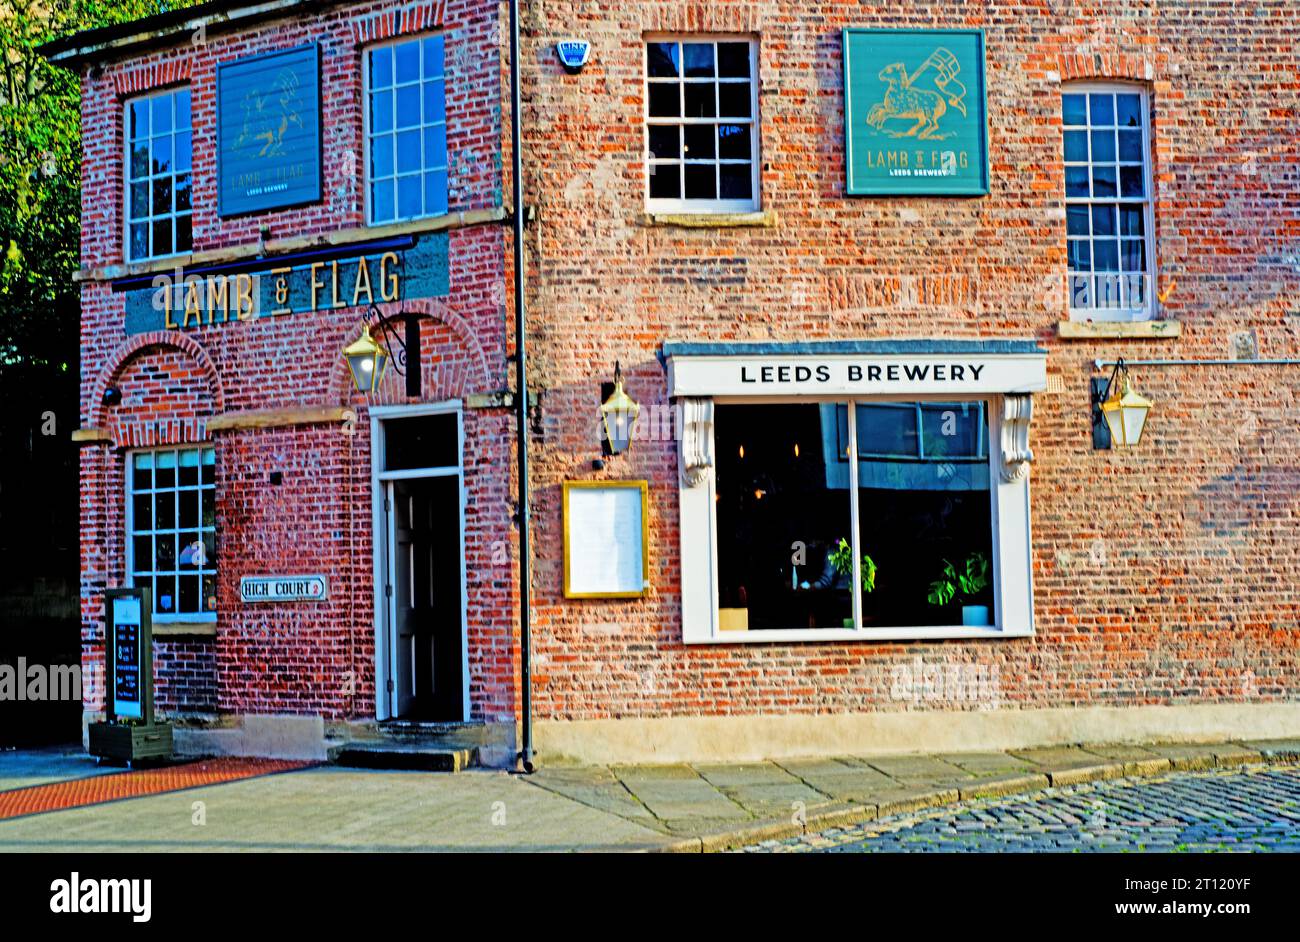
[125, 86, 192, 261]
[645, 36, 760, 212]
[127, 447, 216, 620]
[366, 33, 449, 225]
[715, 402, 993, 632]
[1062, 84, 1154, 321]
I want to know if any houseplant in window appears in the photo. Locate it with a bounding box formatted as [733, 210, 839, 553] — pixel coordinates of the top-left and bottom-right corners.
[926, 551, 991, 626]
[827, 537, 877, 627]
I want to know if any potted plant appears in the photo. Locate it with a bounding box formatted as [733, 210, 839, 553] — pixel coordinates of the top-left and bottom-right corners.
[926, 551, 991, 626]
[828, 538, 877, 627]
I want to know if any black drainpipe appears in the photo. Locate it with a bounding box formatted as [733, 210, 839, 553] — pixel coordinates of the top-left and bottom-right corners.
[509, 0, 535, 774]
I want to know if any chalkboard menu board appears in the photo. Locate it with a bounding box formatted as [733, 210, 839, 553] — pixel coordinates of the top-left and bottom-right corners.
[107, 588, 153, 724]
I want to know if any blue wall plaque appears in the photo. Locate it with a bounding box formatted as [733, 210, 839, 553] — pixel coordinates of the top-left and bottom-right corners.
[217, 44, 323, 215]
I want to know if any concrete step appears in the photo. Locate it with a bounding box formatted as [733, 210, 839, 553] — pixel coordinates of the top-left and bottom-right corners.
[334, 741, 478, 772]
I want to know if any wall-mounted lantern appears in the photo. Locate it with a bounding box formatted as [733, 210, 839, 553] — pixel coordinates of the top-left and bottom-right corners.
[343, 323, 388, 394]
[600, 361, 640, 456]
[1092, 357, 1153, 448]
[342, 305, 422, 397]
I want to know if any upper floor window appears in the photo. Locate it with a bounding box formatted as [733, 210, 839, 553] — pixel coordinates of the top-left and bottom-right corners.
[126, 87, 192, 261]
[645, 37, 759, 213]
[1062, 85, 1154, 320]
[128, 447, 216, 620]
[366, 34, 448, 225]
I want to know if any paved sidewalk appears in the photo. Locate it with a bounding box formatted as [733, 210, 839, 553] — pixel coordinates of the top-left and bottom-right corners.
[0, 738, 1297, 851]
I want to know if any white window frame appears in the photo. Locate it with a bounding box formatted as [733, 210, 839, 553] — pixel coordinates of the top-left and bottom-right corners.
[125, 445, 217, 624]
[123, 85, 193, 263]
[669, 351, 1044, 644]
[363, 31, 450, 227]
[644, 35, 761, 214]
[1062, 82, 1156, 322]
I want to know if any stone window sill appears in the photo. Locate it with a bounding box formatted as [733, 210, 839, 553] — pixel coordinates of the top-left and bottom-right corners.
[153, 622, 217, 638]
[639, 210, 778, 229]
[1058, 319, 1182, 339]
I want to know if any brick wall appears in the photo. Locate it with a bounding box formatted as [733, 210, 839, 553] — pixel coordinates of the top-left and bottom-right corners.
[75, 0, 517, 727]
[517, 2, 1300, 720]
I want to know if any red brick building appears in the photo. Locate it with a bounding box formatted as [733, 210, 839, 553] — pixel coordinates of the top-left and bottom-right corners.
[47, 0, 523, 762]
[516, 3, 1300, 762]
[50, 0, 1299, 766]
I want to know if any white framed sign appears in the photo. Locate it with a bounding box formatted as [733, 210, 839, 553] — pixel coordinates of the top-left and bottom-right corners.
[240, 575, 328, 603]
[563, 481, 649, 599]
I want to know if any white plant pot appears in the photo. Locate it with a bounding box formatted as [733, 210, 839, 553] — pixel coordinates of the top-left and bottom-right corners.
[961, 604, 991, 627]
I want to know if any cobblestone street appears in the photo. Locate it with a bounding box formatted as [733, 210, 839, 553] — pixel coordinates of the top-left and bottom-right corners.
[745, 767, 1300, 853]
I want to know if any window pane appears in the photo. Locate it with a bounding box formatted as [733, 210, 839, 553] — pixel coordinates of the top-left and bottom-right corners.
[154, 533, 176, 570]
[857, 401, 993, 629]
[370, 47, 393, 87]
[397, 174, 421, 218]
[371, 90, 393, 133]
[201, 448, 215, 482]
[719, 162, 752, 200]
[132, 453, 153, 489]
[1063, 130, 1087, 162]
[1068, 239, 1091, 272]
[423, 80, 445, 124]
[151, 135, 172, 175]
[371, 136, 394, 178]
[175, 215, 192, 253]
[371, 180, 395, 222]
[1091, 165, 1117, 198]
[154, 491, 175, 531]
[175, 131, 192, 173]
[130, 143, 149, 180]
[684, 83, 716, 118]
[152, 219, 172, 255]
[179, 491, 199, 529]
[155, 451, 176, 488]
[1116, 93, 1143, 127]
[203, 575, 217, 612]
[1119, 205, 1144, 236]
[684, 163, 716, 199]
[648, 124, 679, 160]
[175, 87, 191, 123]
[1065, 166, 1089, 198]
[1090, 129, 1116, 162]
[1062, 93, 1087, 126]
[1091, 204, 1116, 236]
[155, 577, 176, 614]
[717, 42, 750, 78]
[718, 123, 750, 160]
[179, 575, 200, 614]
[647, 42, 680, 78]
[684, 123, 715, 159]
[422, 36, 445, 78]
[129, 224, 148, 261]
[133, 494, 152, 530]
[383, 413, 459, 470]
[1066, 204, 1089, 236]
[424, 169, 448, 215]
[718, 82, 751, 118]
[648, 82, 679, 118]
[424, 124, 447, 168]
[130, 99, 149, 139]
[716, 404, 853, 630]
[151, 95, 172, 134]
[1089, 93, 1114, 126]
[1122, 239, 1146, 272]
[1120, 165, 1144, 198]
[683, 43, 714, 77]
[130, 182, 149, 219]
[152, 177, 172, 215]
[396, 85, 420, 128]
[175, 175, 191, 212]
[133, 536, 152, 573]
[1094, 239, 1120, 271]
[395, 39, 420, 84]
[1118, 128, 1143, 162]
[648, 162, 679, 199]
[396, 129, 421, 173]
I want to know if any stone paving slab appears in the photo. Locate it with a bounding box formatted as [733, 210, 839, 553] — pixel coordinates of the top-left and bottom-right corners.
[859, 755, 970, 782]
[1242, 739, 1300, 759]
[1009, 745, 1109, 769]
[0, 745, 110, 793]
[934, 752, 1036, 776]
[693, 761, 803, 789]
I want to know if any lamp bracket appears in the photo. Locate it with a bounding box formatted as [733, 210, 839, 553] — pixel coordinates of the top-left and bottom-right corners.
[678, 397, 715, 488]
[1000, 393, 1034, 482]
[367, 303, 409, 377]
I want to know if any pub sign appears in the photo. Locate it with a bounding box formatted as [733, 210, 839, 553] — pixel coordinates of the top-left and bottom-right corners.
[217, 44, 323, 215]
[843, 29, 989, 196]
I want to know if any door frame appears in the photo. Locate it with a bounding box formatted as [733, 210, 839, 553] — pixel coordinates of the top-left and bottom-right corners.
[370, 400, 469, 722]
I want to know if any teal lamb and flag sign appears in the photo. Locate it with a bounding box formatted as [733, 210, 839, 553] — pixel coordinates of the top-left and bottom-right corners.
[217, 44, 322, 215]
[843, 29, 989, 196]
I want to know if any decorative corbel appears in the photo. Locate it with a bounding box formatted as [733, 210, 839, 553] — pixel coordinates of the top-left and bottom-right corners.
[677, 397, 715, 488]
[1001, 393, 1034, 482]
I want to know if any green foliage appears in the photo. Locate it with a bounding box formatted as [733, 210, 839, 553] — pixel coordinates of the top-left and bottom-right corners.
[828, 537, 877, 593]
[927, 551, 989, 607]
[0, 0, 194, 368]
